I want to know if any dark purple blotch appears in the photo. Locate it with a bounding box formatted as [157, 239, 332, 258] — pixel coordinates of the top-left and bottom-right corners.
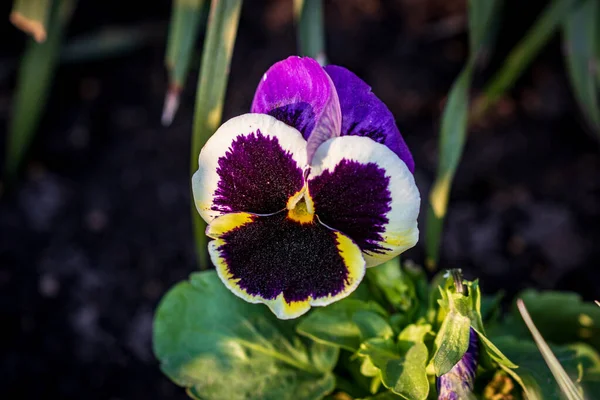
[267, 102, 316, 140]
[217, 213, 352, 303]
[309, 159, 392, 255]
[213, 130, 304, 215]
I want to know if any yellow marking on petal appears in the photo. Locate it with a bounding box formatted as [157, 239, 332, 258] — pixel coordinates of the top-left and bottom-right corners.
[287, 199, 314, 224]
[335, 232, 366, 288]
[210, 239, 264, 305]
[277, 297, 311, 319]
[206, 212, 254, 238]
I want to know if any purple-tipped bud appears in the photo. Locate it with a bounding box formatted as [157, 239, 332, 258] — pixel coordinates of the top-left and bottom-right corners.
[437, 327, 479, 400]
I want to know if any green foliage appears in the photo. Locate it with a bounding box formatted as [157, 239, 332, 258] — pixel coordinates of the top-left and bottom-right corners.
[425, 0, 596, 268]
[493, 336, 587, 399]
[5, 0, 75, 180]
[563, 0, 600, 135]
[517, 299, 583, 400]
[294, 0, 326, 64]
[153, 271, 338, 400]
[430, 290, 471, 376]
[425, 0, 502, 268]
[190, 0, 243, 269]
[297, 299, 388, 351]
[155, 259, 600, 399]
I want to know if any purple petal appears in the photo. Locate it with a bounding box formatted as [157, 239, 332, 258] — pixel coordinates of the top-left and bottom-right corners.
[436, 328, 478, 399]
[324, 65, 415, 173]
[251, 56, 341, 163]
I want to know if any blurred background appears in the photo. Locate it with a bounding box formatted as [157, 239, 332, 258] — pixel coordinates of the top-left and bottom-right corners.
[0, 0, 598, 399]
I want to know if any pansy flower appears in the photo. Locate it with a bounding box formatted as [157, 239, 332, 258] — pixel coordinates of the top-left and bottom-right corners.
[192, 56, 420, 319]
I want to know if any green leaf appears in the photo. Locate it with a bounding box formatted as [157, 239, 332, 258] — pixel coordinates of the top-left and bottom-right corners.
[190, 0, 242, 269]
[5, 0, 75, 180]
[431, 291, 471, 376]
[513, 290, 600, 350]
[472, 0, 579, 121]
[353, 311, 394, 341]
[563, 0, 600, 136]
[493, 336, 585, 400]
[358, 324, 430, 400]
[397, 324, 432, 353]
[162, 0, 207, 125]
[153, 271, 337, 400]
[472, 328, 518, 369]
[517, 299, 584, 400]
[366, 258, 417, 314]
[425, 0, 503, 269]
[468, 0, 503, 64]
[294, 0, 326, 64]
[297, 299, 387, 351]
[425, 64, 473, 270]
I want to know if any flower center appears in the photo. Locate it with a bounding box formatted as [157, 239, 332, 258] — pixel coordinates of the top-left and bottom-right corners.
[287, 197, 314, 224]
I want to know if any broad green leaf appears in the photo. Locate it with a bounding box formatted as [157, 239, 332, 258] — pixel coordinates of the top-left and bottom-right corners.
[563, 0, 600, 136]
[358, 324, 430, 400]
[513, 290, 600, 350]
[480, 291, 504, 325]
[517, 299, 583, 400]
[431, 291, 471, 375]
[153, 271, 338, 400]
[190, 0, 242, 269]
[5, 0, 75, 180]
[297, 299, 387, 351]
[366, 258, 417, 314]
[294, 0, 326, 64]
[493, 336, 586, 400]
[353, 311, 394, 341]
[397, 324, 432, 353]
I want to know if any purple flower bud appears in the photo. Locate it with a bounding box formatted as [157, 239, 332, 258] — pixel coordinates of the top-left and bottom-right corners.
[437, 327, 479, 400]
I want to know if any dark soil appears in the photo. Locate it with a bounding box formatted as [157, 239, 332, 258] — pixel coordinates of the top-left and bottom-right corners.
[1, 0, 598, 399]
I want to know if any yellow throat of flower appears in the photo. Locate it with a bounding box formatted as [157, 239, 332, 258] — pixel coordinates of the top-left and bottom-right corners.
[287, 191, 314, 224]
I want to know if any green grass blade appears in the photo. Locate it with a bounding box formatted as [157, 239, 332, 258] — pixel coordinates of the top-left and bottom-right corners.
[294, 0, 326, 64]
[10, 0, 51, 43]
[563, 0, 600, 135]
[472, 0, 578, 122]
[425, 0, 501, 269]
[162, 0, 207, 126]
[190, 0, 242, 270]
[5, 0, 75, 180]
[517, 299, 584, 400]
[426, 65, 473, 269]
